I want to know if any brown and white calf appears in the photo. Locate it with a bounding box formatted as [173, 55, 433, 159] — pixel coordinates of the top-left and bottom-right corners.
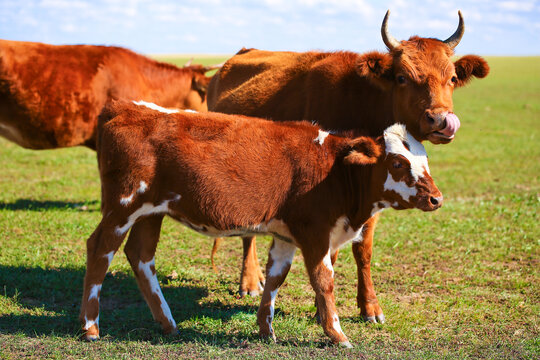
[80, 100, 442, 346]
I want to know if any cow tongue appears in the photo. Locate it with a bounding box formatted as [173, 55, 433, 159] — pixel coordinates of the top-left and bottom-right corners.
[439, 113, 460, 137]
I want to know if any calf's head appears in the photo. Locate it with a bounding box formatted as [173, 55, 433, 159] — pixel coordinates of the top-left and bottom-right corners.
[344, 124, 442, 212]
[356, 10, 489, 144]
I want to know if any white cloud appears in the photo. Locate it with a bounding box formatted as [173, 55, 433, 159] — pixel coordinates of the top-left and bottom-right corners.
[497, 1, 536, 12]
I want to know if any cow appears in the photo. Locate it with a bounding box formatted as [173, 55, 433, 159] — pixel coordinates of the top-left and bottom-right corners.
[0, 39, 216, 150]
[78, 99, 442, 347]
[206, 10, 489, 322]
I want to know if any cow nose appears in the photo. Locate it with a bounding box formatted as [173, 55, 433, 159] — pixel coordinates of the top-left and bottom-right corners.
[429, 195, 443, 208]
[424, 111, 446, 131]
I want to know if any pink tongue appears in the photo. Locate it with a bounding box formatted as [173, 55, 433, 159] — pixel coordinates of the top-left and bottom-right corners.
[440, 113, 460, 137]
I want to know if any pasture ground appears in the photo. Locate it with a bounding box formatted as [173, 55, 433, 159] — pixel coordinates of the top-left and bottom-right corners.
[0, 56, 538, 359]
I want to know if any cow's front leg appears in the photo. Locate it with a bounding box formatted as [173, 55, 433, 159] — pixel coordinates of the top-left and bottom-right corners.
[352, 213, 384, 323]
[79, 219, 127, 341]
[304, 247, 352, 348]
[123, 215, 177, 335]
[239, 236, 265, 296]
[257, 239, 296, 341]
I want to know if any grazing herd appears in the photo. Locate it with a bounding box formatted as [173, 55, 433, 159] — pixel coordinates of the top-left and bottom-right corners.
[1, 11, 489, 347]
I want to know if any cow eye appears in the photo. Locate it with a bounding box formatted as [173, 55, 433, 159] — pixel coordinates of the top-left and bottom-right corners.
[392, 161, 402, 169]
[397, 75, 406, 84]
[451, 76, 458, 84]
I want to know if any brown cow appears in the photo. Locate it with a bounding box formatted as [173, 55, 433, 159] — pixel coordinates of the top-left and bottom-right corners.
[0, 39, 215, 150]
[79, 100, 442, 346]
[207, 10, 489, 321]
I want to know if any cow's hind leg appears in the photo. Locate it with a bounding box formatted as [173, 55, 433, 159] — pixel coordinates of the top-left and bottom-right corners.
[123, 215, 177, 334]
[257, 239, 296, 341]
[352, 214, 384, 323]
[79, 218, 127, 341]
[239, 236, 265, 296]
[304, 247, 351, 347]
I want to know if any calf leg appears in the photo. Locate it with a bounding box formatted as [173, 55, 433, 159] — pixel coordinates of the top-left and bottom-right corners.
[257, 239, 296, 341]
[123, 215, 177, 334]
[304, 248, 351, 347]
[239, 236, 265, 296]
[352, 214, 384, 323]
[79, 219, 127, 341]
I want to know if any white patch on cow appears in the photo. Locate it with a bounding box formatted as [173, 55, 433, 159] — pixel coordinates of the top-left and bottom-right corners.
[84, 314, 99, 330]
[329, 216, 364, 252]
[120, 193, 134, 206]
[116, 196, 180, 236]
[104, 251, 115, 266]
[183, 109, 198, 113]
[133, 100, 180, 114]
[313, 129, 330, 145]
[370, 201, 391, 217]
[267, 239, 296, 278]
[139, 258, 177, 329]
[268, 288, 279, 327]
[332, 313, 345, 336]
[384, 124, 430, 181]
[383, 173, 417, 201]
[322, 250, 334, 278]
[137, 181, 148, 194]
[88, 284, 102, 301]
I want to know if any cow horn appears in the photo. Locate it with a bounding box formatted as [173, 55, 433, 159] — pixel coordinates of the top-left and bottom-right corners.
[381, 10, 401, 50]
[443, 10, 465, 49]
[203, 62, 224, 72]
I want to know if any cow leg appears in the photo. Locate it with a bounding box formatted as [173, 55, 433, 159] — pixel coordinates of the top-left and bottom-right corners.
[304, 247, 352, 348]
[239, 236, 265, 297]
[79, 218, 127, 341]
[257, 239, 296, 341]
[314, 249, 339, 323]
[123, 215, 177, 335]
[352, 213, 384, 323]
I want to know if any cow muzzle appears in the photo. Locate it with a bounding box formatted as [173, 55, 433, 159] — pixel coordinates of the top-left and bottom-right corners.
[424, 111, 461, 144]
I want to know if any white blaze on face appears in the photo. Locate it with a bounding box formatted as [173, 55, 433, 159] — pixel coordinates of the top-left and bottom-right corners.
[383, 124, 429, 202]
[313, 129, 330, 145]
[132, 100, 180, 114]
[138, 258, 177, 329]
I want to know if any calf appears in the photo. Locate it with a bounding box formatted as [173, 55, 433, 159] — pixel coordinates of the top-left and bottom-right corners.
[79, 100, 442, 346]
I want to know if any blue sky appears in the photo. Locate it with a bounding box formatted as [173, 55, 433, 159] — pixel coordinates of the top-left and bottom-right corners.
[0, 0, 538, 56]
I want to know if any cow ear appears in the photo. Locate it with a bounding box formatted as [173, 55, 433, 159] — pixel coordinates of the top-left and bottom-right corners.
[356, 51, 394, 90]
[192, 75, 211, 98]
[344, 137, 381, 165]
[453, 55, 489, 87]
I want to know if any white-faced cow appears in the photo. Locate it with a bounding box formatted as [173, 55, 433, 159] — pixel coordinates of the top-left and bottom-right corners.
[78, 100, 442, 346]
[0, 39, 216, 150]
[207, 10, 489, 322]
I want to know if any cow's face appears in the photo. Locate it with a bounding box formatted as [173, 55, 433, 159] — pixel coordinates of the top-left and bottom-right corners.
[356, 11, 489, 144]
[379, 124, 442, 211]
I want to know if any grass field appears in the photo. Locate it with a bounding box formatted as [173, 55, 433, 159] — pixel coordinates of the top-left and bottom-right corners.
[0, 56, 538, 359]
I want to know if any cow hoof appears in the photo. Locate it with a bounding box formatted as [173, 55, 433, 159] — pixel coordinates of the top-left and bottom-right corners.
[339, 341, 353, 348]
[363, 313, 385, 324]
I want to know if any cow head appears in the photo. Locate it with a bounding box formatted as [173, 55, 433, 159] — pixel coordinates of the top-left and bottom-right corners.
[345, 124, 442, 212]
[356, 10, 489, 144]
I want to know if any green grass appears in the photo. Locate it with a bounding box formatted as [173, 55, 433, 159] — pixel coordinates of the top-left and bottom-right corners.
[0, 56, 539, 359]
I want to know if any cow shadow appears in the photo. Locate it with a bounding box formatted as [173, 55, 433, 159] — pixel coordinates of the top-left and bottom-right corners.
[0, 264, 260, 344]
[0, 199, 99, 211]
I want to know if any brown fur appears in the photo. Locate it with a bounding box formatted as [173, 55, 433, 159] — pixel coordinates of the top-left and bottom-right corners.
[207, 32, 489, 318]
[79, 100, 441, 345]
[0, 39, 213, 149]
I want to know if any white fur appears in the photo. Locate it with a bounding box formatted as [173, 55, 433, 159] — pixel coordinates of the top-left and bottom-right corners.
[88, 284, 102, 301]
[84, 315, 99, 330]
[183, 109, 198, 113]
[370, 201, 391, 217]
[137, 181, 148, 194]
[132, 100, 179, 114]
[115, 196, 180, 236]
[104, 251, 114, 266]
[120, 194, 134, 206]
[322, 250, 334, 278]
[332, 313, 345, 336]
[314, 129, 330, 145]
[139, 258, 177, 329]
[329, 216, 364, 252]
[384, 124, 430, 181]
[383, 173, 418, 201]
[267, 239, 296, 278]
